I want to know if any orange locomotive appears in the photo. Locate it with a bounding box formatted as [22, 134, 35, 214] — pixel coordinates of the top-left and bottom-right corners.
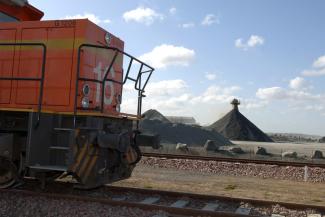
[0, 0, 158, 188]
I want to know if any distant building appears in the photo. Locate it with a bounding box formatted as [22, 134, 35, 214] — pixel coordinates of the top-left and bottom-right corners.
[165, 116, 197, 125]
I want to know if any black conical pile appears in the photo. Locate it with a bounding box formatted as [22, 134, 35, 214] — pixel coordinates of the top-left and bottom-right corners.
[209, 99, 273, 142]
[142, 109, 171, 123]
[140, 109, 232, 146]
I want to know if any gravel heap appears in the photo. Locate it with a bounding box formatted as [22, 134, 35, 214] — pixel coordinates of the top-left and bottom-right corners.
[140, 109, 232, 147]
[140, 157, 325, 183]
[0, 192, 169, 217]
[208, 100, 273, 142]
[319, 136, 325, 143]
[141, 109, 171, 123]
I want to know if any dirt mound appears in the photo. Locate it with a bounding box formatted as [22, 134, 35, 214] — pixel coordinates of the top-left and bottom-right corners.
[140, 110, 232, 147]
[319, 137, 325, 143]
[142, 109, 171, 123]
[208, 100, 273, 142]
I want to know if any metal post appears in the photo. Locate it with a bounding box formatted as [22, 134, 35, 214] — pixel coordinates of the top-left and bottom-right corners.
[304, 166, 308, 182]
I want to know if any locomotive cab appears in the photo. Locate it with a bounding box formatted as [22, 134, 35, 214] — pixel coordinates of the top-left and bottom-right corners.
[0, 1, 158, 189]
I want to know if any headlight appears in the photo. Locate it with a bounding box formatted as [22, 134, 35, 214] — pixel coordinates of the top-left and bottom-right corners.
[105, 32, 112, 45]
[82, 84, 90, 96]
[81, 97, 90, 108]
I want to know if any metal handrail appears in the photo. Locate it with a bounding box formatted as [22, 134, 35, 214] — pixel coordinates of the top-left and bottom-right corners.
[0, 43, 47, 126]
[74, 44, 154, 127]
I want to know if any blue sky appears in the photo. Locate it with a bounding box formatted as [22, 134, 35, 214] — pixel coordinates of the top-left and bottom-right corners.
[29, 0, 325, 135]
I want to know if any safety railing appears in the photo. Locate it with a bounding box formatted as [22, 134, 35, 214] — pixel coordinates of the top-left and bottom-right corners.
[0, 43, 47, 126]
[74, 44, 154, 127]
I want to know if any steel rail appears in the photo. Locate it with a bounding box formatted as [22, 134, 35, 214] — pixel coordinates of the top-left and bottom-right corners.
[0, 188, 250, 217]
[142, 152, 325, 168]
[107, 185, 325, 212]
[2, 182, 325, 217]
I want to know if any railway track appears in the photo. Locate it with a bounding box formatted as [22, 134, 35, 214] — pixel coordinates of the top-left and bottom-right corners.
[1, 179, 324, 217]
[142, 152, 325, 168]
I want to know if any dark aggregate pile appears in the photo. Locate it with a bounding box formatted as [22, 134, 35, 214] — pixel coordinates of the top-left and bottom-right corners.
[319, 137, 325, 143]
[140, 110, 232, 146]
[141, 109, 171, 123]
[208, 108, 273, 142]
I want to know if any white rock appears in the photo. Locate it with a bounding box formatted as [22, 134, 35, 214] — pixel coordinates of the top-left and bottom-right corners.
[282, 151, 297, 158]
[176, 143, 188, 151]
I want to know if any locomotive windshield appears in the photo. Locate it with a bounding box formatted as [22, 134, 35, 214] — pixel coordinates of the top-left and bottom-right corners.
[0, 11, 18, 22]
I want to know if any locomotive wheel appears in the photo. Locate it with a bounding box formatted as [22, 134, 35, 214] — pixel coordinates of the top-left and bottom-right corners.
[0, 157, 18, 189]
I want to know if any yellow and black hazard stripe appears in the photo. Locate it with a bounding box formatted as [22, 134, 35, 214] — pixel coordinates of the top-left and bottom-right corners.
[125, 146, 139, 165]
[69, 140, 99, 184]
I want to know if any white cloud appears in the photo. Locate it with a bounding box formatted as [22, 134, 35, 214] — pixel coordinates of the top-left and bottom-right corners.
[63, 13, 110, 25]
[123, 7, 163, 25]
[122, 79, 190, 115]
[235, 35, 264, 50]
[205, 72, 217, 81]
[289, 77, 305, 89]
[247, 35, 264, 47]
[201, 14, 219, 26]
[313, 55, 325, 68]
[256, 86, 322, 101]
[153, 94, 192, 112]
[146, 79, 188, 97]
[223, 86, 241, 94]
[302, 68, 325, 77]
[169, 7, 176, 15]
[304, 105, 324, 112]
[235, 39, 244, 48]
[180, 22, 195, 28]
[191, 85, 240, 104]
[301, 55, 325, 77]
[241, 99, 268, 109]
[123, 83, 134, 92]
[256, 87, 287, 100]
[121, 78, 243, 119]
[139, 44, 195, 69]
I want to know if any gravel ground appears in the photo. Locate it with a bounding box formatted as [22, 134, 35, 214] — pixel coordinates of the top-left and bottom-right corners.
[140, 157, 325, 183]
[0, 192, 169, 217]
[247, 203, 320, 217]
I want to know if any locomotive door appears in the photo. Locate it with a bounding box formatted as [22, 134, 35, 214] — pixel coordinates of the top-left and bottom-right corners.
[0, 29, 16, 104]
[15, 27, 74, 107]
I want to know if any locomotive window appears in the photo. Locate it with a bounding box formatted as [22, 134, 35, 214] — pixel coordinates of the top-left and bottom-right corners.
[0, 12, 18, 22]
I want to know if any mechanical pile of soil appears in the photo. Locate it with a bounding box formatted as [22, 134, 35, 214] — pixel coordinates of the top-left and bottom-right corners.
[208, 107, 273, 142]
[140, 110, 232, 146]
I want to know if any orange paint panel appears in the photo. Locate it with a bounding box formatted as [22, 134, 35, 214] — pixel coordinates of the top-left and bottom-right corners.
[78, 47, 123, 112]
[0, 19, 127, 115]
[43, 27, 74, 106]
[15, 28, 46, 105]
[0, 29, 16, 104]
